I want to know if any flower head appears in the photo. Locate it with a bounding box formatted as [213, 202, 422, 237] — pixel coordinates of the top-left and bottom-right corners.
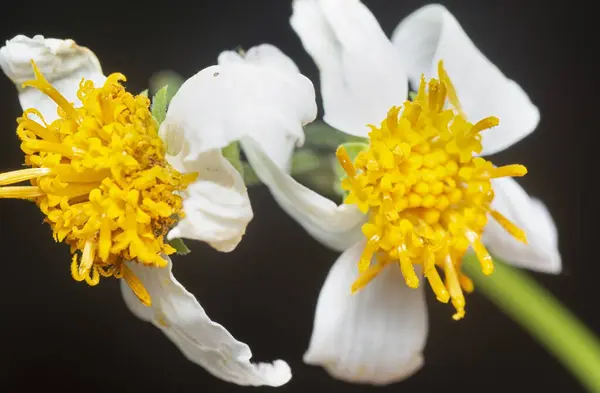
[337, 63, 528, 319]
[0, 62, 196, 305]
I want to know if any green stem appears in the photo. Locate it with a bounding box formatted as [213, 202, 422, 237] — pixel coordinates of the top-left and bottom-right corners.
[464, 256, 600, 392]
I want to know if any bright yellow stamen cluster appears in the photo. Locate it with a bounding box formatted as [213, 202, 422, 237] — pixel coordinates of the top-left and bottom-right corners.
[338, 61, 528, 320]
[0, 62, 197, 306]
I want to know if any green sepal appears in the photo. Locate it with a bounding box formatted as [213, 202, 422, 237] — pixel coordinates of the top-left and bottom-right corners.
[168, 237, 191, 255]
[408, 91, 417, 101]
[151, 85, 169, 126]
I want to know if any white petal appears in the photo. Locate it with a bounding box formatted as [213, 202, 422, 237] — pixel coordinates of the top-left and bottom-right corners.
[167, 149, 253, 253]
[120, 257, 291, 387]
[0, 35, 105, 122]
[290, 0, 408, 137]
[219, 44, 300, 75]
[241, 136, 365, 252]
[304, 241, 427, 385]
[484, 177, 561, 274]
[161, 55, 316, 172]
[391, 5, 539, 155]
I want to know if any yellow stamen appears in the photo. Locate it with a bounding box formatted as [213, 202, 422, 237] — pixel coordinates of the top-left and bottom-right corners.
[398, 246, 419, 288]
[0, 186, 44, 198]
[358, 236, 379, 273]
[18, 113, 59, 142]
[467, 116, 500, 138]
[0, 167, 51, 186]
[458, 271, 474, 293]
[52, 165, 111, 183]
[424, 247, 450, 302]
[336, 145, 357, 177]
[0, 61, 197, 302]
[491, 210, 528, 243]
[79, 240, 96, 278]
[122, 265, 152, 307]
[443, 254, 466, 320]
[340, 60, 527, 318]
[352, 262, 385, 293]
[21, 60, 80, 121]
[437, 60, 464, 117]
[21, 139, 85, 158]
[488, 164, 528, 179]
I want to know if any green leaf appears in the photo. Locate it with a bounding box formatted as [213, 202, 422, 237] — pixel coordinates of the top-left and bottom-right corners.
[332, 142, 369, 197]
[139, 89, 148, 97]
[222, 141, 244, 177]
[408, 91, 417, 101]
[151, 85, 169, 125]
[168, 238, 191, 255]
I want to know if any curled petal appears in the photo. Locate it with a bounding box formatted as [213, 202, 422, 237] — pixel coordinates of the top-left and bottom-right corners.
[0, 35, 105, 121]
[121, 257, 292, 387]
[167, 149, 253, 253]
[241, 136, 365, 252]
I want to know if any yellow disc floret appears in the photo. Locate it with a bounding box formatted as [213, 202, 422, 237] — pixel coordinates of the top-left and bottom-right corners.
[0, 62, 197, 306]
[337, 61, 527, 320]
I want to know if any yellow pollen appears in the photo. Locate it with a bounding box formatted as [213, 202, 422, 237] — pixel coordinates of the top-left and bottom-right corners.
[0, 61, 197, 306]
[339, 61, 527, 319]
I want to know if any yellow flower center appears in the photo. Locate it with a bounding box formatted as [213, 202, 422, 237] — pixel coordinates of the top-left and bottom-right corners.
[0, 62, 197, 306]
[337, 61, 527, 320]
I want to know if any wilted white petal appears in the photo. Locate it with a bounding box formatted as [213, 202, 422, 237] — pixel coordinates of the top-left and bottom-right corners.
[241, 136, 364, 252]
[120, 257, 291, 387]
[305, 241, 427, 385]
[391, 5, 539, 155]
[484, 177, 561, 273]
[161, 57, 316, 172]
[291, 0, 408, 137]
[167, 149, 252, 253]
[0, 35, 105, 122]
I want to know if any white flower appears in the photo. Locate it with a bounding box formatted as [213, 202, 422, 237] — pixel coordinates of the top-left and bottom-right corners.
[239, 0, 562, 385]
[0, 35, 291, 387]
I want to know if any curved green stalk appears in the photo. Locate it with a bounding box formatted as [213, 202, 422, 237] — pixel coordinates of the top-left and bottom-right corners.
[464, 256, 600, 393]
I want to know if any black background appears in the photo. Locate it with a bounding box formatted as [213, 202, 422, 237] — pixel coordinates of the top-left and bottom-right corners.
[0, 1, 592, 392]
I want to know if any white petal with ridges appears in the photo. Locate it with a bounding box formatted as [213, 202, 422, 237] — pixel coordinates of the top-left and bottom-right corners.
[161, 54, 316, 172]
[304, 241, 428, 385]
[291, 0, 408, 137]
[391, 4, 540, 155]
[241, 136, 365, 252]
[484, 177, 561, 274]
[0, 35, 105, 122]
[167, 149, 252, 253]
[120, 257, 291, 387]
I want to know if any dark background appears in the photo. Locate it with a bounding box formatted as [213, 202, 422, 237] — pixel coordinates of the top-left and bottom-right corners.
[0, 1, 592, 392]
